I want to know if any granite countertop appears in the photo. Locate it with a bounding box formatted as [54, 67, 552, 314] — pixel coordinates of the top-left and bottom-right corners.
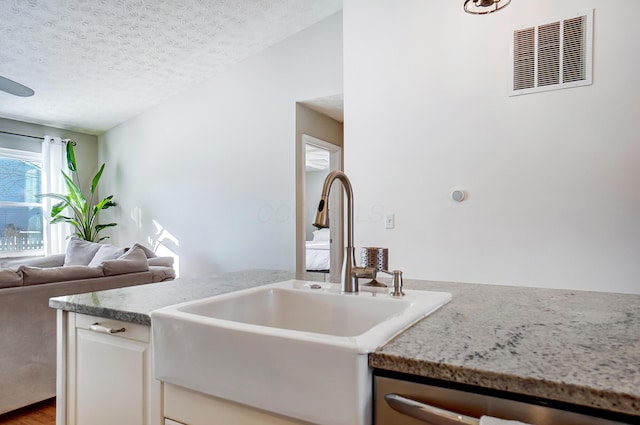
[371, 279, 640, 418]
[49, 270, 640, 418]
[49, 269, 324, 326]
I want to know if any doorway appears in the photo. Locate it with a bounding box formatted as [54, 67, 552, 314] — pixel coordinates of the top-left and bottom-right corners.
[301, 136, 342, 277]
[295, 99, 344, 281]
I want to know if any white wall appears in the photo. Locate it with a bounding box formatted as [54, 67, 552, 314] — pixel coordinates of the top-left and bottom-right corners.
[99, 13, 342, 277]
[344, 0, 640, 293]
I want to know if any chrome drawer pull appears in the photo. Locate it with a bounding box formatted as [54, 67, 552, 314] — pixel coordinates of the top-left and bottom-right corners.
[385, 393, 479, 425]
[89, 322, 126, 334]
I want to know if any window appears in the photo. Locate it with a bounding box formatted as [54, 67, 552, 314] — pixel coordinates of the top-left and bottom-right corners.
[0, 148, 44, 256]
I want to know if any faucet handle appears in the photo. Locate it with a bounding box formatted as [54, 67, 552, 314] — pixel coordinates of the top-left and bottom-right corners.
[378, 269, 405, 296]
[389, 270, 405, 297]
[355, 266, 389, 288]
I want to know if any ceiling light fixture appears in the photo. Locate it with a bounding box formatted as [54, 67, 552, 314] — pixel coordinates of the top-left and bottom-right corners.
[464, 0, 511, 15]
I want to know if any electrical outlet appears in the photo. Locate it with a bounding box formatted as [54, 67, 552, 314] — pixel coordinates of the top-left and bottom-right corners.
[385, 214, 395, 229]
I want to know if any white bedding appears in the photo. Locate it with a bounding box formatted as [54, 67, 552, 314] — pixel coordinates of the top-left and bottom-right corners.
[305, 240, 330, 271]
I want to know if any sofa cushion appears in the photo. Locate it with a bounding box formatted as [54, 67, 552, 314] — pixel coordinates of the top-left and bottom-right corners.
[20, 265, 104, 286]
[0, 254, 65, 270]
[64, 237, 103, 266]
[88, 244, 126, 267]
[101, 247, 149, 276]
[0, 269, 23, 288]
[147, 256, 174, 267]
[149, 266, 177, 282]
[129, 243, 157, 258]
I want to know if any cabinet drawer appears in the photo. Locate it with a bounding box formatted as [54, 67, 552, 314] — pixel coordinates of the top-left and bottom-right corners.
[75, 313, 149, 342]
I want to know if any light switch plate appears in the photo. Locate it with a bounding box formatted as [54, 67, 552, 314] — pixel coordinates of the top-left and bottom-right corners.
[385, 214, 395, 229]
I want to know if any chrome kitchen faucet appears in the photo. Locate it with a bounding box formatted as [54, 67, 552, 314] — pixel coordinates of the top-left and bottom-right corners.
[313, 171, 404, 296]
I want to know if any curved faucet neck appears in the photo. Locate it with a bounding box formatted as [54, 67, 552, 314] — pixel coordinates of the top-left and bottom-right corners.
[316, 171, 357, 292]
[320, 171, 354, 254]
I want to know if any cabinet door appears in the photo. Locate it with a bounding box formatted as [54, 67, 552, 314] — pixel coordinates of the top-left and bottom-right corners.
[75, 328, 148, 425]
[65, 314, 160, 425]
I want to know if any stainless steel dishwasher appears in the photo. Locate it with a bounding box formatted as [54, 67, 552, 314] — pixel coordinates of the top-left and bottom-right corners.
[374, 373, 638, 425]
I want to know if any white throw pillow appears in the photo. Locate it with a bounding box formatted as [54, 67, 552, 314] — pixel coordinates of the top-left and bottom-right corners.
[88, 244, 126, 267]
[64, 237, 102, 266]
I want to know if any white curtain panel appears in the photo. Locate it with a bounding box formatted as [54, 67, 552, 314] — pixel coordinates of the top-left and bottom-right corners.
[41, 136, 69, 255]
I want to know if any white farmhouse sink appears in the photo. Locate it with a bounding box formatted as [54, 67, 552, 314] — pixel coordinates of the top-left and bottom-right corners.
[151, 280, 451, 425]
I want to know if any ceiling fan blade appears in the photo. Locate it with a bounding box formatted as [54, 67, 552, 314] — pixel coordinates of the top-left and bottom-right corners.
[0, 76, 34, 97]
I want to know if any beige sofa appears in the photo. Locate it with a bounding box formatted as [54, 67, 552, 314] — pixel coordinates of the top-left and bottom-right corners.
[0, 241, 175, 415]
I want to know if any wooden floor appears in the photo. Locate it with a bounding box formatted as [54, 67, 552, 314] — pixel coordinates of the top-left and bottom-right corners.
[0, 399, 55, 425]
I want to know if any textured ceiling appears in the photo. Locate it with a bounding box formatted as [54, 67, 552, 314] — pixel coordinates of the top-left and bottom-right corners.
[0, 0, 342, 135]
[300, 93, 343, 122]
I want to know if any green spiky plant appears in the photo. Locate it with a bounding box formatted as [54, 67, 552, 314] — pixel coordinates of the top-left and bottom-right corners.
[38, 141, 117, 242]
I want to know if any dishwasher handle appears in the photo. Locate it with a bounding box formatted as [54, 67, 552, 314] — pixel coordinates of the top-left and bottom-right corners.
[385, 393, 479, 425]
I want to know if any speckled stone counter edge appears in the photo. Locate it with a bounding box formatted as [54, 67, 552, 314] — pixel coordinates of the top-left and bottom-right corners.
[369, 353, 638, 417]
[49, 299, 152, 325]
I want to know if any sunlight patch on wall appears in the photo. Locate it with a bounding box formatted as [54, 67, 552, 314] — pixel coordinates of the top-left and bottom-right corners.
[149, 219, 180, 277]
[130, 206, 142, 228]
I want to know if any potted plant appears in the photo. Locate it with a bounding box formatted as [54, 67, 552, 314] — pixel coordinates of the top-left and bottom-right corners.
[38, 141, 117, 242]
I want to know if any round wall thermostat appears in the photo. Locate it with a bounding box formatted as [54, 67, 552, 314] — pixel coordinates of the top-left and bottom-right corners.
[451, 190, 465, 202]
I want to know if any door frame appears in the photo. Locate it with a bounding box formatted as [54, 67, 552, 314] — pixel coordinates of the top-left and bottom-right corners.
[296, 134, 343, 278]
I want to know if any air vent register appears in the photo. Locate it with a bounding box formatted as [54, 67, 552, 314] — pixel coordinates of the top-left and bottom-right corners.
[511, 9, 593, 96]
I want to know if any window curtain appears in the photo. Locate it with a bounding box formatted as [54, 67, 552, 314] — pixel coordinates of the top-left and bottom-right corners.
[42, 136, 69, 255]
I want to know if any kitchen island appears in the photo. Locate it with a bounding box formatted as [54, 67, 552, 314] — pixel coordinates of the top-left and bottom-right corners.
[49, 269, 640, 423]
[369, 279, 640, 421]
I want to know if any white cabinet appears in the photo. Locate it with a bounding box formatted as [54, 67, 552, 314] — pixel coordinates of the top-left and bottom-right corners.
[56, 311, 162, 425]
[164, 383, 311, 425]
[56, 311, 308, 425]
